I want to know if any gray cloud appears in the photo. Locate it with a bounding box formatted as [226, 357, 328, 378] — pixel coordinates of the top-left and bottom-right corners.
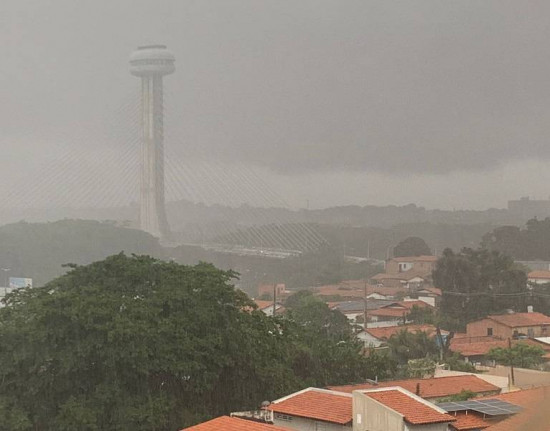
[2, 0, 550, 209]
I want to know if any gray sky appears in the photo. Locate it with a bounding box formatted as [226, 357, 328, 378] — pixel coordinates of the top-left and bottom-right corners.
[2, 0, 550, 210]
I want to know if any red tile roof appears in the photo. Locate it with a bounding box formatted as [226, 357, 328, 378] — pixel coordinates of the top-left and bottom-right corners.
[328, 375, 499, 399]
[450, 338, 550, 357]
[182, 416, 293, 431]
[487, 312, 550, 328]
[528, 270, 550, 280]
[480, 387, 550, 431]
[450, 412, 491, 430]
[267, 389, 352, 425]
[365, 389, 455, 425]
[365, 324, 447, 341]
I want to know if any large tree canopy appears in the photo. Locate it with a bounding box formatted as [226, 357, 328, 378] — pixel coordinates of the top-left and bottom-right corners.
[0, 254, 388, 430]
[393, 236, 431, 258]
[433, 248, 528, 330]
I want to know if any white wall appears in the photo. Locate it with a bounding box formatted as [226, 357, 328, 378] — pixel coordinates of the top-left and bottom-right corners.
[273, 414, 350, 431]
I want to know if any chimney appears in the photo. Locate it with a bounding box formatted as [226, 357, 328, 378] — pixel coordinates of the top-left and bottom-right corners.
[527, 305, 534, 313]
[415, 383, 421, 395]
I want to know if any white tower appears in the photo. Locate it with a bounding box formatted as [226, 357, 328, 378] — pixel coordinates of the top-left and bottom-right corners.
[129, 45, 174, 239]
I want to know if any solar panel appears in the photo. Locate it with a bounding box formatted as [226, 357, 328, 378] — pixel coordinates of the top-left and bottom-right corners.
[437, 399, 522, 416]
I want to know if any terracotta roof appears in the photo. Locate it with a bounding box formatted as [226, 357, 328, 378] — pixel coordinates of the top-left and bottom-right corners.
[328, 375, 499, 399]
[368, 300, 431, 318]
[487, 312, 550, 328]
[267, 389, 352, 425]
[372, 271, 429, 282]
[450, 412, 492, 430]
[365, 389, 455, 425]
[365, 324, 447, 341]
[528, 270, 550, 279]
[182, 416, 293, 431]
[480, 387, 550, 431]
[311, 283, 407, 298]
[450, 338, 550, 357]
[418, 287, 442, 295]
[390, 256, 438, 263]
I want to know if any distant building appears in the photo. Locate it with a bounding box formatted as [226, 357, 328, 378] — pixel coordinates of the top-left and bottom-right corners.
[385, 256, 438, 275]
[508, 196, 550, 220]
[527, 270, 550, 284]
[466, 312, 550, 339]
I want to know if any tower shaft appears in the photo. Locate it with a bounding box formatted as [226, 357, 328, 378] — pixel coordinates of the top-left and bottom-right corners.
[139, 75, 170, 239]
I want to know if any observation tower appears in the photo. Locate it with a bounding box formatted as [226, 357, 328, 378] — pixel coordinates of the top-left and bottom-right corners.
[129, 45, 175, 239]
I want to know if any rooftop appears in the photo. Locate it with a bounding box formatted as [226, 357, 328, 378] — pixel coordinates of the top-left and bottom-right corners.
[364, 388, 456, 425]
[486, 312, 550, 328]
[449, 338, 550, 357]
[182, 416, 292, 431]
[527, 270, 550, 279]
[267, 388, 352, 425]
[450, 412, 492, 430]
[328, 375, 499, 399]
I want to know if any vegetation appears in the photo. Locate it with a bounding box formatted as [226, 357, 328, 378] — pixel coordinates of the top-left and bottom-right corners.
[0, 254, 389, 430]
[437, 390, 476, 402]
[488, 343, 545, 369]
[482, 218, 550, 260]
[433, 248, 528, 330]
[393, 236, 431, 257]
[386, 330, 439, 368]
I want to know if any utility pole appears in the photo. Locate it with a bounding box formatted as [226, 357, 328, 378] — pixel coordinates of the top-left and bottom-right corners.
[273, 283, 277, 317]
[363, 280, 368, 329]
[508, 338, 515, 388]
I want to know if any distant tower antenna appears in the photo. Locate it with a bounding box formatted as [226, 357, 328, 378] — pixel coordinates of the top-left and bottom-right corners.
[129, 45, 175, 240]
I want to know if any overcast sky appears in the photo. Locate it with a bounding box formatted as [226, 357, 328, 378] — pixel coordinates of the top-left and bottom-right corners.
[2, 0, 550, 210]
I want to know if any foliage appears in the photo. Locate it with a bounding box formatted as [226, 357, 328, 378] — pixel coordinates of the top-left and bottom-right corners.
[393, 236, 431, 257]
[437, 390, 476, 403]
[488, 343, 545, 369]
[0, 254, 393, 430]
[445, 353, 478, 373]
[284, 291, 394, 384]
[406, 358, 436, 378]
[405, 305, 436, 325]
[482, 218, 550, 260]
[386, 330, 439, 365]
[0, 254, 301, 429]
[433, 248, 528, 330]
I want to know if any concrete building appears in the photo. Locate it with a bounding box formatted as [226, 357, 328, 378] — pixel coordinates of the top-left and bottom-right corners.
[130, 45, 175, 240]
[352, 387, 455, 431]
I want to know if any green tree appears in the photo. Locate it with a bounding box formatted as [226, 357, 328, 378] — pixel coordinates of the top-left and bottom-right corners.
[386, 330, 439, 366]
[393, 237, 431, 257]
[405, 305, 436, 325]
[488, 343, 545, 369]
[0, 254, 300, 430]
[433, 248, 528, 330]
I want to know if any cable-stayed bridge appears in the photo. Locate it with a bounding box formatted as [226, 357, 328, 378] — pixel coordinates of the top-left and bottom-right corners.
[0, 83, 325, 257]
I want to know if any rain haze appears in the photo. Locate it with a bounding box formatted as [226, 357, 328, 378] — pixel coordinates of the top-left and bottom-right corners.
[3, 0, 550, 212]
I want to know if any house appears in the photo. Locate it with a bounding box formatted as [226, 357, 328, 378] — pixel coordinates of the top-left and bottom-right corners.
[352, 387, 456, 431]
[367, 300, 432, 325]
[384, 256, 438, 275]
[466, 312, 550, 339]
[370, 271, 430, 290]
[329, 375, 500, 401]
[182, 416, 293, 431]
[258, 283, 288, 299]
[266, 388, 352, 430]
[254, 300, 285, 316]
[330, 299, 395, 324]
[357, 324, 448, 348]
[527, 270, 550, 285]
[449, 337, 550, 364]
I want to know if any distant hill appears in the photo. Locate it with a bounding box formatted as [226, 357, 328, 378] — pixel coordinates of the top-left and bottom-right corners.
[0, 220, 161, 286]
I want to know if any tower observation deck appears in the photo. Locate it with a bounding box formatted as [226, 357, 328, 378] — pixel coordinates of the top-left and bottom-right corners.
[130, 45, 175, 240]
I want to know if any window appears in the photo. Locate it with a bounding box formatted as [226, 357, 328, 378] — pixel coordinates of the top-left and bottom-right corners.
[487, 328, 493, 336]
[315, 422, 327, 431]
[274, 414, 293, 422]
[528, 328, 534, 338]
